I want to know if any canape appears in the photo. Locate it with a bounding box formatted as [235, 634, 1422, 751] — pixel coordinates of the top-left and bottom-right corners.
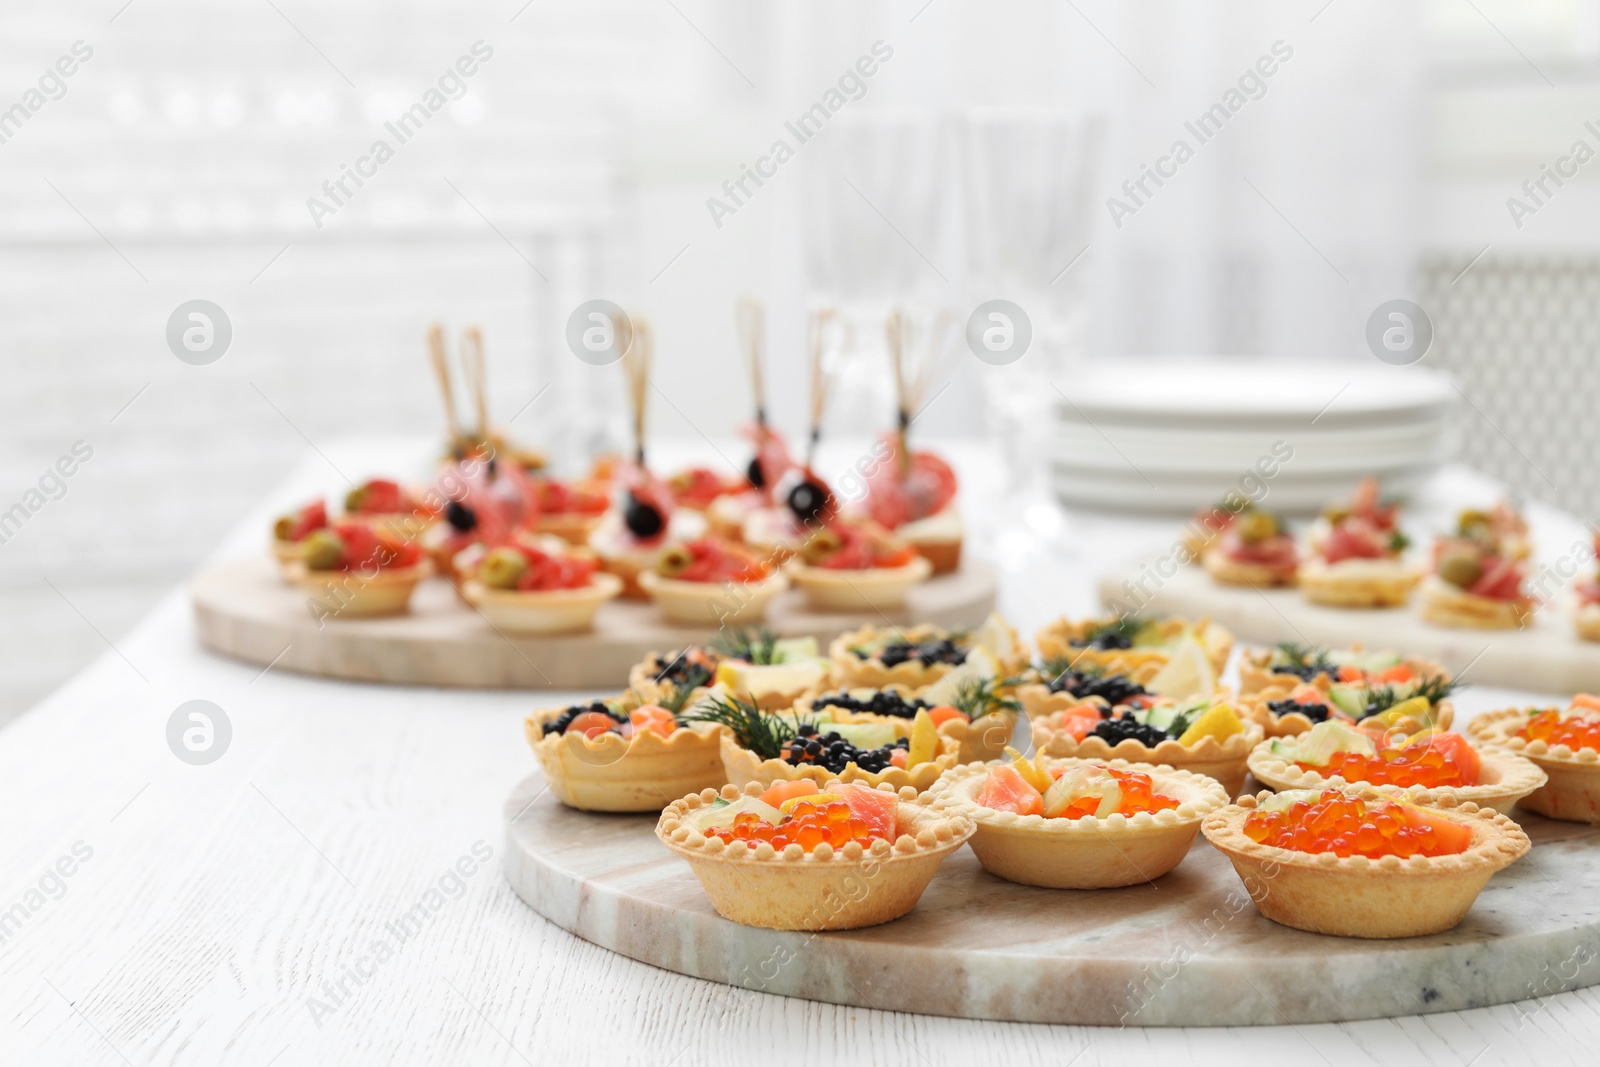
[804, 678, 1021, 765]
[829, 613, 1025, 690]
[524, 697, 725, 812]
[1034, 614, 1233, 680]
[667, 467, 745, 513]
[627, 630, 826, 710]
[1033, 695, 1261, 795]
[1178, 498, 1244, 562]
[1468, 695, 1600, 823]
[1203, 787, 1530, 938]
[688, 695, 958, 794]
[636, 537, 787, 626]
[1237, 643, 1450, 698]
[270, 498, 328, 570]
[787, 521, 932, 611]
[588, 485, 708, 601]
[529, 475, 611, 545]
[927, 752, 1227, 889]
[1015, 661, 1163, 720]
[282, 521, 433, 618]
[1202, 506, 1298, 587]
[458, 536, 621, 634]
[342, 478, 435, 542]
[1419, 504, 1536, 629]
[1246, 720, 1545, 816]
[656, 778, 973, 930]
[708, 297, 798, 544]
[1300, 478, 1420, 607]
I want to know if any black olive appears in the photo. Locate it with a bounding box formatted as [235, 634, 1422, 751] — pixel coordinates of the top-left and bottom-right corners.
[786, 478, 833, 525]
[624, 493, 665, 538]
[745, 456, 765, 490]
[445, 500, 477, 532]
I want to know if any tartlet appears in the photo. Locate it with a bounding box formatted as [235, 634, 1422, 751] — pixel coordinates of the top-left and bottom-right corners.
[524, 699, 725, 812]
[1298, 478, 1418, 608]
[786, 520, 932, 611]
[1034, 615, 1233, 678]
[1014, 661, 1163, 719]
[459, 537, 621, 633]
[530, 476, 611, 545]
[1246, 727, 1546, 816]
[1203, 789, 1530, 938]
[1033, 699, 1262, 796]
[656, 780, 974, 930]
[270, 498, 328, 573]
[636, 537, 786, 625]
[829, 614, 1026, 690]
[716, 728, 958, 794]
[802, 682, 1020, 765]
[1202, 507, 1298, 587]
[1420, 505, 1536, 629]
[1237, 644, 1450, 698]
[282, 521, 433, 618]
[1468, 700, 1600, 823]
[927, 756, 1227, 889]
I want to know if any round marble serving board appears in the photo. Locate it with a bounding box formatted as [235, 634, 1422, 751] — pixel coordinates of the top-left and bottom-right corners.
[191, 556, 996, 689]
[1098, 555, 1600, 695]
[503, 771, 1600, 1026]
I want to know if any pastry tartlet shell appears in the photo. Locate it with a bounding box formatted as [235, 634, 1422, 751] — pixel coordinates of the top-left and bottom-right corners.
[1241, 686, 1456, 739]
[1237, 648, 1451, 699]
[282, 560, 432, 617]
[786, 556, 933, 611]
[637, 569, 787, 626]
[1419, 576, 1534, 630]
[1202, 790, 1530, 938]
[926, 757, 1227, 888]
[1203, 549, 1297, 588]
[828, 620, 1027, 690]
[718, 730, 958, 795]
[460, 573, 623, 634]
[1468, 707, 1600, 823]
[1245, 737, 1547, 817]
[1032, 713, 1262, 796]
[1298, 556, 1421, 608]
[524, 702, 725, 812]
[656, 780, 974, 930]
[1034, 616, 1233, 677]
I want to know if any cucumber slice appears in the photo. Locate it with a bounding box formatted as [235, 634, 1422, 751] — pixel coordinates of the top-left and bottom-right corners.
[1144, 704, 1180, 732]
[690, 795, 784, 832]
[773, 636, 820, 663]
[829, 722, 898, 750]
[1327, 685, 1366, 719]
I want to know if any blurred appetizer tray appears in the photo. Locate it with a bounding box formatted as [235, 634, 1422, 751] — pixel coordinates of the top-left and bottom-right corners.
[1097, 556, 1600, 694]
[503, 772, 1600, 1026]
[191, 556, 996, 689]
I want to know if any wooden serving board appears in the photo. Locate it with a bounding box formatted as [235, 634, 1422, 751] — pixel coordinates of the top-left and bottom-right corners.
[502, 771, 1600, 1026]
[1098, 557, 1600, 695]
[191, 556, 996, 689]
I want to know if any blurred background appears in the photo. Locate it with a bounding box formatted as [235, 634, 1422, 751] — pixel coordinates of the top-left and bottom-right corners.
[3, 0, 1598, 719]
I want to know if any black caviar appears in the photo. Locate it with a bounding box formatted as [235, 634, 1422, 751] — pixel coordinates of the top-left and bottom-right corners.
[543, 701, 626, 737]
[784, 723, 909, 774]
[1266, 698, 1331, 723]
[1089, 710, 1168, 747]
[866, 638, 968, 668]
[648, 651, 714, 691]
[1047, 669, 1147, 708]
[810, 689, 931, 719]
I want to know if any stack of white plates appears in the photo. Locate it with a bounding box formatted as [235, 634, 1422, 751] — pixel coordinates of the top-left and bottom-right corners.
[1048, 360, 1455, 514]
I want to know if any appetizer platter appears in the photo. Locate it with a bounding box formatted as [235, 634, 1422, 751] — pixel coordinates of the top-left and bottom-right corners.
[1101, 484, 1600, 693]
[192, 308, 996, 689]
[501, 608, 1600, 1026]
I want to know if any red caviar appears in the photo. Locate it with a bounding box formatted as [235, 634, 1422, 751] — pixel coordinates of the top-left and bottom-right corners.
[1519, 709, 1600, 751]
[1050, 767, 1182, 820]
[1242, 790, 1471, 859]
[705, 799, 883, 853]
[1296, 733, 1478, 789]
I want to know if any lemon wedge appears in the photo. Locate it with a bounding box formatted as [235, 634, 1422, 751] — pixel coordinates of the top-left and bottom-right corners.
[1148, 634, 1218, 702]
[918, 647, 999, 705]
[1178, 703, 1244, 745]
[907, 709, 939, 768]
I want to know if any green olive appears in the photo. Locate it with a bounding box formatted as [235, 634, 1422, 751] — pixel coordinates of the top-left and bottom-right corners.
[657, 545, 694, 578]
[272, 516, 294, 542]
[480, 547, 529, 590]
[1457, 509, 1493, 539]
[1321, 504, 1351, 525]
[1236, 509, 1279, 544]
[300, 530, 345, 571]
[344, 486, 368, 513]
[801, 528, 844, 565]
[1438, 550, 1483, 589]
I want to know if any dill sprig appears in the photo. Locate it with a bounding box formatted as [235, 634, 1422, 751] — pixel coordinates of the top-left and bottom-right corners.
[1081, 615, 1145, 644]
[711, 627, 780, 665]
[1358, 674, 1465, 716]
[656, 679, 699, 716]
[1272, 642, 1336, 674]
[950, 677, 1022, 721]
[684, 695, 796, 760]
[1040, 656, 1102, 684]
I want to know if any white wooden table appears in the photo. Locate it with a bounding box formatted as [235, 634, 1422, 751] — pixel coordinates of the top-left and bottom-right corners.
[3, 438, 1598, 1065]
